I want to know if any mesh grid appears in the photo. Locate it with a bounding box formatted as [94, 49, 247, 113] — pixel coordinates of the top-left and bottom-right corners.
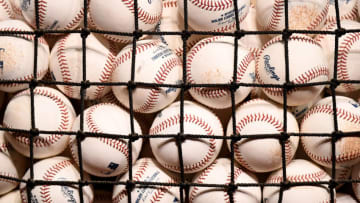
[0, 0, 359, 203]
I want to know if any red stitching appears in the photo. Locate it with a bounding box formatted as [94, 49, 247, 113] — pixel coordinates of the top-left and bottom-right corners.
[85, 103, 129, 169]
[40, 160, 73, 203]
[163, 0, 177, 8]
[266, 0, 284, 30]
[0, 68, 48, 88]
[0, 0, 13, 19]
[3, 88, 71, 148]
[122, 0, 161, 24]
[0, 27, 48, 44]
[306, 1, 329, 30]
[56, 35, 73, 98]
[38, 0, 47, 28]
[135, 57, 181, 113]
[189, 0, 233, 11]
[0, 171, 18, 184]
[64, 7, 84, 30]
[189, 159, 217, 202]
[112, 159, 150, 202]
[0, 143, 8, 153]
[267, 170, 327, 183]
[93, 44, 117, 99]
[223, 167, 242, 203]
[149, 114, 218, 172]
[302, 104, 360, 165]
[337, 32, 360, 91]
[327, 2, 358, 24]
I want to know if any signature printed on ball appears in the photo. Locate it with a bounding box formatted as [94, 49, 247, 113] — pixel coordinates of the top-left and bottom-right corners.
[263, 55, 280, 81]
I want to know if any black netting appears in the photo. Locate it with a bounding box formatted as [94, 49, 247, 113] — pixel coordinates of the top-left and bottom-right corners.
[0, 0, 359, 203]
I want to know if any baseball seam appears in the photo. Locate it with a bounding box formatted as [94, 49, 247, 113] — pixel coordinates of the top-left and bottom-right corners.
[56, 35, 73, 98]
[134, 57, 181, 113]
[0, 0, 14, 19]
[149, 114, 218, 173]
[223, 167, 243, 203]
[4, 89, 70, 147]
[64, 7, 84, 30]
[189, 0, 233, 11]
[267, 170, 327, 183]
[0, 171, 18, 184]
[306, 1, 329, 30]
[163, 0, 177, 8]
[337, 32, 360, 91]
[266, 0, 284, 30]
[0, 27, 48, 44]
[123, 0, 161, 24]
[326, 3, 358, 24]
[301, 104, 360, 165]
[38, 0, 47, 28]
[0, 68, 48, 88]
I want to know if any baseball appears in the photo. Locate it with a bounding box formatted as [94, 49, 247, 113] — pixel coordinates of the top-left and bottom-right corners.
[20, 156, 94, 203]
[0, 0, 13, 21]
[326, 0, 358, 24]
[256, 34, 329, 106]
[0, 190, 21, 203]
[316, 20, 360, 93]
[89, 0, 162, 43]
[70, 103, 143, 177]
[0, 152, 19, 196]
[0, 19, 49, 93]
[187, 36, 255, 109]
[112, 158, 180, 203]
[301, 96, 360, 168]
[324, 165, 352, 189]
[178, 0, 250, 32]
[337, 193, 358, 203]
[8, 0, 23, 20]
[3, 87, 76, 159]
[226, 99, 299, 173]
[149, 100, 223, 173]
[256, 0, 329, 31]
[263, 159, 332, 203]
[20, 0, 83, 30]
[189, 158, 261, 203]
[352, 162, 360, 201]
[49, 33, 116, 100]
[112, 39, 182, 114]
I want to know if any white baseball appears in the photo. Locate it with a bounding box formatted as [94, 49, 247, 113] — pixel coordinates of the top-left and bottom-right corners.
[337, 193, 358, 203]
[89, 0, 162, 43]
[0, 0, 13, 21]
[352, 162, 360, 201]
[178, 0, 250, 32]
[20, 156, 94, 203]
[0, 190, 21, 203]
[256, 0, 329, 31]
[256, 34, 329, 106]
[189, 158, 261, 203]
[70, 103, 143, 177]
[263, 159, 333, 203]
[20, 0, 83, 30]
[326, 0, 358, 24]
[187, 36, 255, 109]
[0, 20, 49, 93]
[50, 33, 116, 100]
[149, 100, 223, 173]
[112, 158, 180, 203]
[301, 96, 360, 168]
[8, 0, 23, 20]
[226, 99, 299, 173]
[112, 39, 182, 114]
[3, 87, 76, 159]
[324, 165, 352, 189]
[0, 152, 19, 196]
[316, 20, 360, 93]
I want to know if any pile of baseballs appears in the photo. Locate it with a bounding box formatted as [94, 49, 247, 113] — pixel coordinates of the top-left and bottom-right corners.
[0, 0, 360, 202]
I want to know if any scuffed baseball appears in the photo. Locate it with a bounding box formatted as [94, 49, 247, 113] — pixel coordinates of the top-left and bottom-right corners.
[178, 0, 250, 32]
[8, 0, 23, 20]
[149, 100, 223, 173]
[112, 158, 180, 203]
[256, 0, 329, 31]
[187, 36, 255, 109]
[0, 20, 49, 93]
[263, 159, 333, 203]
[3, 87, 76, 159]
[301, 96, 360, 168]
[226, 99, 299, 173]
[0, 189, 21, 203]
[326, 0, 358, 24]
[20, 156, 94, 203]
[316, 20, 360, 93]
[256, 34, 329, 106]
[70, 103, 143, 177]
[190, 158, 261, 203]
[112, 39, 182, 114]
[337, 193, 358, 203]
[20, 0, 83, 30]
[324, 165, 352, 189]
[50, 33, 116, 100]
[89, 0, 162, 43]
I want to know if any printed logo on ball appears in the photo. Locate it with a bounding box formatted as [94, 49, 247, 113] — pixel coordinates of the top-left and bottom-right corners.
[263, 55, 280, 81]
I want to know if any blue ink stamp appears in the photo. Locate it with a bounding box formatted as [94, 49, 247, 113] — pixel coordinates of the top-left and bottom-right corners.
[0, 48, 5, 69]
[21, 0, 31, 11]
[263, 55, 280, 81]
